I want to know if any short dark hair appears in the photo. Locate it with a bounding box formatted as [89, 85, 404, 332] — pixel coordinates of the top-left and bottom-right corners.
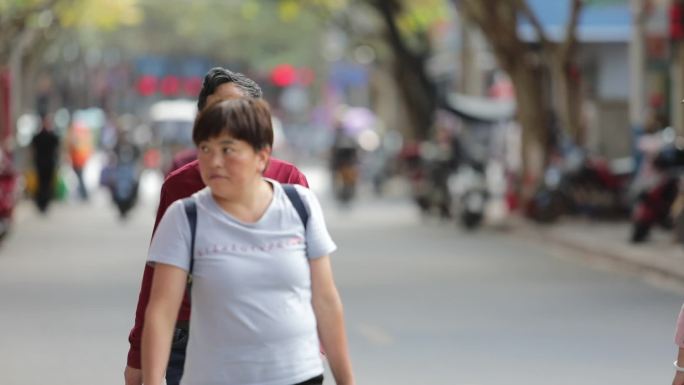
[193, 98, 273, 151]
[197, 67, 263, 110]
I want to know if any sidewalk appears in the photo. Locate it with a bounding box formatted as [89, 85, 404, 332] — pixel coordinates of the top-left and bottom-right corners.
[508, 216, 684, 282]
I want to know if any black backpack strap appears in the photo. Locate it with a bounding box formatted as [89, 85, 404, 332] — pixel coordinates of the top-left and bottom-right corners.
[282, 184, 308, 230]
[182, 198, 197, 284]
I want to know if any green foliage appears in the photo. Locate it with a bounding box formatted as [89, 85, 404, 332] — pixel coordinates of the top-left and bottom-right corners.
[396, 0, 450, 35]
[55, 0, 142, 30]
[0, 0, 50, 14]
[90, 0, 328, 73]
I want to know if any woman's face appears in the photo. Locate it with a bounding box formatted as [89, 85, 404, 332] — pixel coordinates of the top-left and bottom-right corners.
[197, 132, 270, 200]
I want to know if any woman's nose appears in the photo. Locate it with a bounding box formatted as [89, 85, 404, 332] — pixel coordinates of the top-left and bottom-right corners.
[210, 151, 223, 167]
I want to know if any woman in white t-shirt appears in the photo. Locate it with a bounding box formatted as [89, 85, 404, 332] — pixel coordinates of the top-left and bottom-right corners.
[142, 98, 355, 385]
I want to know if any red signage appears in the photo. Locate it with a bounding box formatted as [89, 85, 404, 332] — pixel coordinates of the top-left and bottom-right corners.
[670, 3, 684, 40]
[136, 75, 157, 96]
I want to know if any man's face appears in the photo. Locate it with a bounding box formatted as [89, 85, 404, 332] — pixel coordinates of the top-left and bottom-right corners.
[205, 83, 245, 108]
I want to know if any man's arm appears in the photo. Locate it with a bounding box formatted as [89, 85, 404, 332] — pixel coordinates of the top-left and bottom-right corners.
[126, 162, 204, 385]
[127, 182, 173, 370]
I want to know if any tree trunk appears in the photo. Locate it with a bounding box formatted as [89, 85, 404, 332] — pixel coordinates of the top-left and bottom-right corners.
[372, 0, 437, 141]
[550, 0, 583, 145]
[549, 55, 582, 145]
[509, 60, 550, 200]
[392, 56, 436, 140]
[565, 62, 583, 145]
[9, 28, 38, 133]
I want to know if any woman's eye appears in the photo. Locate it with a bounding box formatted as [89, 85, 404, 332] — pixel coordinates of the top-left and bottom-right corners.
[222, 147, 234, 154]
[199, 146, 209, 153]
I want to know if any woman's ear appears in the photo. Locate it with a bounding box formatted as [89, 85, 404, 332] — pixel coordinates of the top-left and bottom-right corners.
[257, 146, 272, 173]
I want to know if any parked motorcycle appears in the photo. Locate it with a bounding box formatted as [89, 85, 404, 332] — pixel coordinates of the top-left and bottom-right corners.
[630, 141, 684, 243]
[527, 148, 633, 223]
[400, 141, 454, 218]
[0, 150, 17, 241]
[448, 161, 488, 229]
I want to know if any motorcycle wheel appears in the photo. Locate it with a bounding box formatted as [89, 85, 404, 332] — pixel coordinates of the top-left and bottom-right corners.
[529, 188, 564, 223]
[461, 210, 483, 230]
[630, 220, 651, 243]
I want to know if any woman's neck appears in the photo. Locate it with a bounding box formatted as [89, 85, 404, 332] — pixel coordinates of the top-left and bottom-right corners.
[212, 178, 273, 223]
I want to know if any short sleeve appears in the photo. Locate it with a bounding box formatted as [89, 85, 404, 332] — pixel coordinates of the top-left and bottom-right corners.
[147, 199, 192, 271]
[294, 185, 336, 259]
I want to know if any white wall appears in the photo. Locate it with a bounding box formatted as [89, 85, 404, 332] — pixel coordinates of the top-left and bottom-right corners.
[597, 43, 630, 101]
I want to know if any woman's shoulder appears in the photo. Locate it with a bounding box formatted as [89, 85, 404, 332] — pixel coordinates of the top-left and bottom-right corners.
[268, 179, 314, 208]
[168, 188, 209, 214]
[289, 184, 318, 214]
[165, 197, 188, 216]
[270, 178, 309, 195]
[291, 183, 312, 198]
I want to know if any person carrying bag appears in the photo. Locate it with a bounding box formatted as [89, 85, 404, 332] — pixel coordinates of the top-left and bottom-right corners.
[141, 98, 355, 385]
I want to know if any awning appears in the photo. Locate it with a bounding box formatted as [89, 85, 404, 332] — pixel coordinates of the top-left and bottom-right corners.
[442, 93, 516, 123]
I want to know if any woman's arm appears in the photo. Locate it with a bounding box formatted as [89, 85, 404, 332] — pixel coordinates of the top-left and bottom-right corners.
[675, 347, 684, 385]
[141, 263, 187, 385]
[310, 256, 355, 385]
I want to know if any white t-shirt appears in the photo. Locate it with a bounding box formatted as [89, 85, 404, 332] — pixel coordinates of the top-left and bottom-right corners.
[147, 180, 336, 385]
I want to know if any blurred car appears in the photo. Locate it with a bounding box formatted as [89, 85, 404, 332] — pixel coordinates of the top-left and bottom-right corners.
[145, 99, 197, 173]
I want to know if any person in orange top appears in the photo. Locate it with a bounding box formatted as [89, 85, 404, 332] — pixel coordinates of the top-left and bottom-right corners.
[67, 120, 93, 200]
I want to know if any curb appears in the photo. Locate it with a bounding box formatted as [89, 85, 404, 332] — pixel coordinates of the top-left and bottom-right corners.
[507, 217, 684, 283]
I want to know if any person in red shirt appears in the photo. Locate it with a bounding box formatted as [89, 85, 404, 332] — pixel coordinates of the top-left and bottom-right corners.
[124, 67, 308, 385]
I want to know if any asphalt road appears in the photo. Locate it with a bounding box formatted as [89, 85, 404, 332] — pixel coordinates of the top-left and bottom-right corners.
[0, 170, 681, 385]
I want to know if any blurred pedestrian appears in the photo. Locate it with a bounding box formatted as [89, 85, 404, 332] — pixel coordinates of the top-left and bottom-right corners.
[109, 124, 142, 218]
[30, 114, 60, 213]
[67, 119, 93, 200]
[124, 67, 310, 385]
[142, 98, 354, 385]
[329, 122, 359, 204]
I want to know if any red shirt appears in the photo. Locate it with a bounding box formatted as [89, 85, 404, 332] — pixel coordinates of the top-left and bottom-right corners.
[127, 158, 308, 368]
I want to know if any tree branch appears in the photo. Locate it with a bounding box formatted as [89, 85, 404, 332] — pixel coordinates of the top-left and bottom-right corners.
[459, 0, 525, 72]
[516, 0, 551, 49]
[0, 0, 60, 26]
[0, 0, 62, 63]
[559, 0, 583, 60]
